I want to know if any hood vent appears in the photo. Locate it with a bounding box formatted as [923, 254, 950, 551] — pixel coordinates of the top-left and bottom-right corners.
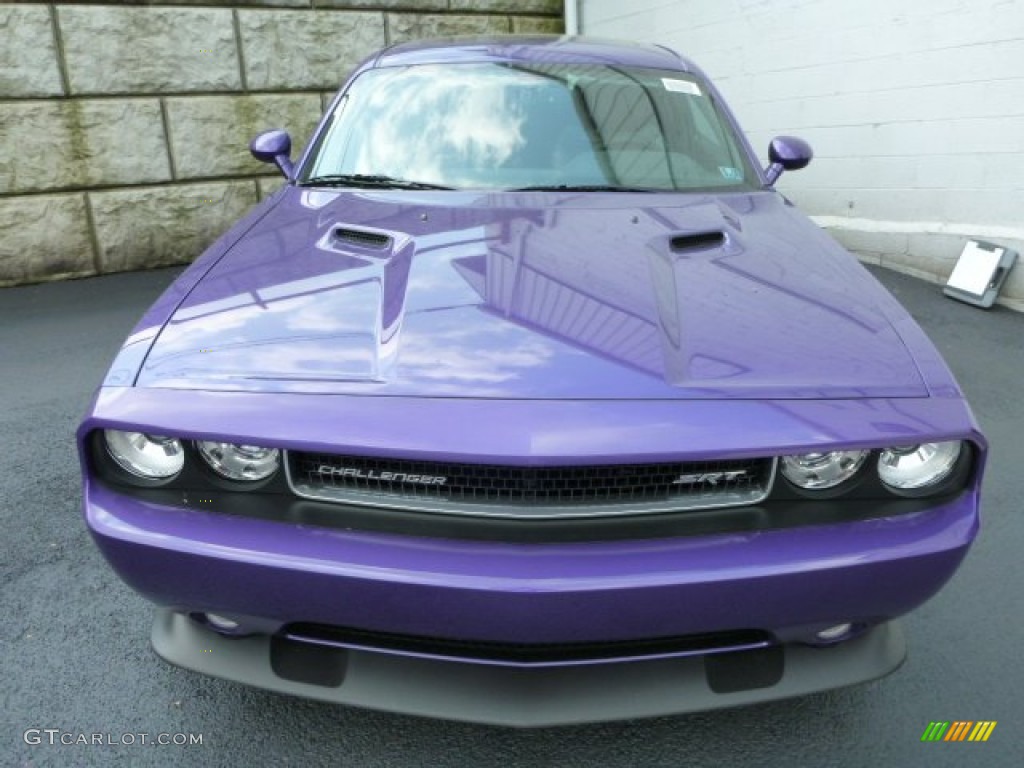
[334, 227, 392, 249]
[670, 231, 725, 252]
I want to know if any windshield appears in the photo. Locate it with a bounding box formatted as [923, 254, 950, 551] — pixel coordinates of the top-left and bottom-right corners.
[302, 62, 758, 192]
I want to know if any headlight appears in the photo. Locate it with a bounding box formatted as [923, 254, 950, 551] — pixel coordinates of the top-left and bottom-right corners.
[104, 430, 184, 480]
[780, 450, 868, 490]
[197, 441, 280, 481]
[878, 441, 962, 493]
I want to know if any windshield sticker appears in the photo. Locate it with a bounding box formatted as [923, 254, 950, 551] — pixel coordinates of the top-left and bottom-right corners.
[661, 78, 701, 96]
[719, 166, 743, 181]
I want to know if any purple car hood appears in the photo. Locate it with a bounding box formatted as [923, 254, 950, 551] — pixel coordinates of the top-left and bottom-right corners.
[136, 188, 928, 400]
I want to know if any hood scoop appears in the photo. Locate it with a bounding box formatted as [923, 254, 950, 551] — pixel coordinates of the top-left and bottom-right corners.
[670, 231, 725, 252]
[333, 226, 392, 250]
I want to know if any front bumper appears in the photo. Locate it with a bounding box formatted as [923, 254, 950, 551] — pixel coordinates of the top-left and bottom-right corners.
[153, 609, 906, 727]
[88, 478, 976, 645]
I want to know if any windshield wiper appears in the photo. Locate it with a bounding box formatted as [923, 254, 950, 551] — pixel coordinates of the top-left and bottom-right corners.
[299, 174, 454, 190]
[509, 184, 658, 192]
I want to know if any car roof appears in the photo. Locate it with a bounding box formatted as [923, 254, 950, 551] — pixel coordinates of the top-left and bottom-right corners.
[373, 35, 695, 73]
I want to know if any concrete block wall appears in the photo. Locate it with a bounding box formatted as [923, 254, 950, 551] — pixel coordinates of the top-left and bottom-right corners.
[580, 0, 1024, 310]
[0, 1, 563, 287]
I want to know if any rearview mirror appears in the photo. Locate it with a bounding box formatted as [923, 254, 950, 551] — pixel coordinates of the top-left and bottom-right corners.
[250, 130, 294, 179]
[764, 136, 812, 186]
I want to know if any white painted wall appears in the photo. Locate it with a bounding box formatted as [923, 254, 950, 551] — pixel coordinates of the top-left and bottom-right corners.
[578, 0, 1024, 309]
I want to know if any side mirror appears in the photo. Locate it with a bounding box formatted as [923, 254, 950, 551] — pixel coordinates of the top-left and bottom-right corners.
[764, 135, 812, 186]
[250, 129, 294, 179]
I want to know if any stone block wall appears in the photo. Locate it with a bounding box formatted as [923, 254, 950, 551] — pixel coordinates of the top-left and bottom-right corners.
[0, 1, 564, 287]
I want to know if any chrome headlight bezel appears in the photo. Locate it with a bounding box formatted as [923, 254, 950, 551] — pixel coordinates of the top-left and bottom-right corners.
[779, 449, 870, 494]
[877, 441, 966, 498]
[101, 429, 186, 487]
[195, 440, 281, 483]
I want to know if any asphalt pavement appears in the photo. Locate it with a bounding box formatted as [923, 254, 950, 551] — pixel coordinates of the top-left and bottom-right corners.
[1, 264, 1021, 767]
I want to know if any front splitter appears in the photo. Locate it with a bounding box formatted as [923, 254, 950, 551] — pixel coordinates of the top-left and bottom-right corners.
[151, 610, 906, 727]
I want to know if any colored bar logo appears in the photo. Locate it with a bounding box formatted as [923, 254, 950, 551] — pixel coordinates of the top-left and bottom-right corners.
[921, 721, 997, 742]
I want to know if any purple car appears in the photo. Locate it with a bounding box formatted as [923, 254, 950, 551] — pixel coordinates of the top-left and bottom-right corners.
[78, 36, 985, 726]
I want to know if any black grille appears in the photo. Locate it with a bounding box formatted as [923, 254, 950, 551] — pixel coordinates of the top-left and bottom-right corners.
[283, 622, 773, 666]
[287, 453, 774, 517]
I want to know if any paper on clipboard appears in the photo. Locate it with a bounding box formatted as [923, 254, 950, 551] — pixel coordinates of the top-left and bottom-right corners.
[947, 241, 1003, 297]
